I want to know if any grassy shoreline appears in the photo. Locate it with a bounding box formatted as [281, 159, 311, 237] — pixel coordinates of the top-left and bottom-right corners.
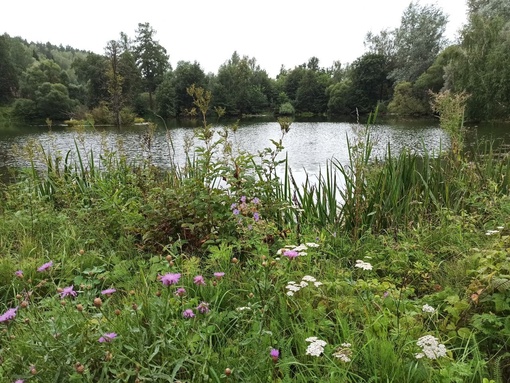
[1, 92, 510, 382]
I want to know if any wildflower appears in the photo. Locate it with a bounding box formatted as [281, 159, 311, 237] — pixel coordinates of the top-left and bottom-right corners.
[486, 229, 499, 236]
[332, 343, 352, 362]
[302, 275, 316, 282]
[15, 380, 25, 383]
[230, 203, 237, 210]
[306, 242, 319, 248]
[98, 332, 117, 343]
[299, 281, 308, 288]
[355, 260, 373, 270]
[232, 209, 240, 215]
[183, 309, 195, 318]
[283, 250, 299, 259]
[422, 304, 436, 313]
[314, 281, 323, 287]
[236, 306, 251, 311]
[197, 301, 210, 314]
[93, 297, 102, 308]
[175, 287, 186, 297]
[193, 275, 206, 285]
[37, 260, 53, 272]
[60, 285, 77, 299]
[213, 272, 225, 279]
[240, 196, 246, 203]
[161, 273, 181, 286]
[14, 270, 23, 278]
[305, 337, 327, 357]
[270, 348, 279, 362]
[252, 197, 260, 204]
[293, 244, 308, 252]
[101, 288, 116, 296]
[0, 307, 18, 323]
[253, 212, 260, 222]
[415, 335, 447, 359]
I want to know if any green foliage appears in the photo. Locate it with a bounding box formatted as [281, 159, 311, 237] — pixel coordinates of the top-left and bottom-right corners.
[278, 102, 295, 115]
[133, 22, 170, 110]
[388, 82, 429, 116]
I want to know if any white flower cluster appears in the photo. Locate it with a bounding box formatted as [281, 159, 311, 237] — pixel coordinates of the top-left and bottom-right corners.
[332, 343, 352, 362]
[355, 260, 373, 271]
[305, 336, 327, 357]
[486, 226, 504, 236]
[422, 304, 436, 313]
[277, 242, 319, 257]
[415, 335, 447, 359]
[286, 275, 323, 296]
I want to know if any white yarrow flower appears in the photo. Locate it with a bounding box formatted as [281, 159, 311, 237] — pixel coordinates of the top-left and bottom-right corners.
[305, 337, 327, 357]
[415, 335, 447, 359]
[305, 242, 319, 248]
[355, 260, 373, 270]
[302, 275, 317, 282]
[422, 304, 436, 313]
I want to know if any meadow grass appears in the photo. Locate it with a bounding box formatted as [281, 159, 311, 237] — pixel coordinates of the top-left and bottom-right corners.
[1, 91, 510, 382]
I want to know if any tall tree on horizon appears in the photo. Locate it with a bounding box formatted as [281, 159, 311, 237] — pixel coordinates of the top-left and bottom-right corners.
[133, 22, 170, 110]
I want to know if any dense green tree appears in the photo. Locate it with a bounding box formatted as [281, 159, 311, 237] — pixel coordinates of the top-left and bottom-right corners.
[6, 36, 35, 78]
[133, 22, 170, 110]
[0, 35, 18, 103]
[118, 33, 141, 108]
[171, 61, 207, 115]
[391, 2, 448, 82]
[452, 0, 510, 120]
[388, 81, 428, 116]
[35, 82, 76, 120]
[19, 59, 65, 99]
[326, 81, 352, 115]
[349, 53, 392, 113]
[211, 52, 270, 115]
[365, 1, 448, 83]
[72, 53, 109, 108]
[294, 70, 329, 114]
[155, 72, 176, 118]
[105, 40, 123, 127]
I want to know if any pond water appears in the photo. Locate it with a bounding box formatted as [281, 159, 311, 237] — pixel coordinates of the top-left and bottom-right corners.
[0, 117, 509, 186]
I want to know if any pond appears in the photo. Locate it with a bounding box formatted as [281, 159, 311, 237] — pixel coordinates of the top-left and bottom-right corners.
[0, 117, 509, 186]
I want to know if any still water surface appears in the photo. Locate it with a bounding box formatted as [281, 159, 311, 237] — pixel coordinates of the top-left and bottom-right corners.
[0, 118, 509, 185]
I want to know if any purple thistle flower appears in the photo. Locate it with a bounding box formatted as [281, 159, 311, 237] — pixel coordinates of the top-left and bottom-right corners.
[98, 332, 117, 343]
[252, 197, 260, 204]
[213, 272, 225, 279]
[253, 212, 260, 222]
[270, 348, 280, 361]
[232, 209, 240, 215]
[161, 273, 181, 286]
[193, 275, 206, 285]
[101, 288, 117, 296]
[283, 250, 299, 259]
[175, 287, 186, 297]
[182, 309, 195, 318]
[37, 260, 53, 272]
[14, 270, 23, 278]
[0, 307, 18, 323]
[60, 285, 77, 299]
[240, 196, 247, 203]
[197, 301, 210, 314]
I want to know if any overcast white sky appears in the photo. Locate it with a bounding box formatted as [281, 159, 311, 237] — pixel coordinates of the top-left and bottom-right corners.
[3, 0, 468, 78]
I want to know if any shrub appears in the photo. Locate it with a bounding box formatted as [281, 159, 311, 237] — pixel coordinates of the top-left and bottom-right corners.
[279, 102, 295, 115]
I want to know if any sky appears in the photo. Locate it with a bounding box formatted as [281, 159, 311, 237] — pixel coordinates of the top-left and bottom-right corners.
[3, 0, 468, 78]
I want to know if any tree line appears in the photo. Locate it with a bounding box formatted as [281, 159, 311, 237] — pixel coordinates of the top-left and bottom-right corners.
[0, 0, 509, 125]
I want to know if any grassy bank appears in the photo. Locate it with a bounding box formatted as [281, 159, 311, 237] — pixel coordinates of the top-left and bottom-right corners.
[1, 90, 510, 382]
